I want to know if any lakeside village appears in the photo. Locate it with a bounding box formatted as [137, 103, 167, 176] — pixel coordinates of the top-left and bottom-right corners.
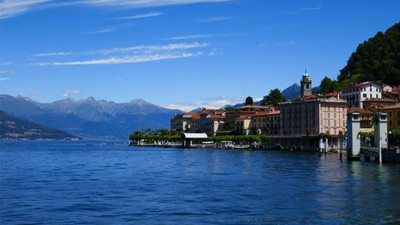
[130, 72, 400, 160]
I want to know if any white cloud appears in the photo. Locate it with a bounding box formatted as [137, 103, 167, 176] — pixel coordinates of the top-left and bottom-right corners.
[162, 34, 216, 40]
[97, 42, 207, 55]
[0, 69, 15, 74]
[33, 42, 207, 58]
[162, 96, 245, 111]
[33, 42, 209, 66]
[62, 89, 81, 98]
[81, 0, 230, 8]
[36, 52, 202, 66]
[0, 0, 51, 19]
[114, 12, 162, 20]
[84, 28, 114, 34]
[0, 62, 14, 66]
[301, 6, 322, 11]
[0, 77, 10, 81]
[33, 52, 71, 57]
[1, 0, 230, 19]
[197, 16, 229, 23]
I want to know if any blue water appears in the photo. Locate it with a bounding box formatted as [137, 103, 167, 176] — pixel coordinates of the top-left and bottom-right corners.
[1, 141, 399, 224]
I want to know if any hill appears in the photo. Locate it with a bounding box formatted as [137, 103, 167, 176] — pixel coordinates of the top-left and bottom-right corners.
[0, 111, 79, 140]
[338, 22, 400, 85]
[281, 83, 300, 100]
[0, 95, 182, 139]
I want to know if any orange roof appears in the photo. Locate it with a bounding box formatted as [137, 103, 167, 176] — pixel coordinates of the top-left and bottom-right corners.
[348, 108, 374, 115]
[252, 111, 281, 117]
[238, 105, 272, 109]
[382, 103, 400, 110]
[304, 94, 317, 100]
[355, 82, 373, 88]
[183, 112, 201, 119]
[363, 98, 397, 103]
[207, 115, 226, 119]
[236, 114, 254, 120]
[325, 93, 338, 97]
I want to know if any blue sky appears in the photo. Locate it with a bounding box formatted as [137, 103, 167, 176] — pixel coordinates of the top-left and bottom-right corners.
[0, 0, 399, 111]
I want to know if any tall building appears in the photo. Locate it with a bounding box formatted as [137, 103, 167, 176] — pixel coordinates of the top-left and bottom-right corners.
[340, 82, 382, 108]
[381, 103, 400, 130]
[270, 72, 348, 150]
[300, 70, 312, 97]
[170, 112, 201, 134]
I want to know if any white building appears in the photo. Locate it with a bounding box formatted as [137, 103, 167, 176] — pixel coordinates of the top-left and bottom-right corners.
[340, 82, 382, 108]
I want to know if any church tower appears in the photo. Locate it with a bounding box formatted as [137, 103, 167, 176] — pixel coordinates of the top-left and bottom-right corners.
[300, 70, 312, 97]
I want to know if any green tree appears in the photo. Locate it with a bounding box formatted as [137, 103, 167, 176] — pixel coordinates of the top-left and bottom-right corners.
[338, 22, 400, 85]
[245, 96, 253, 106]
[261, 89, 287, 106]
[389, 129, 400, 146]
[319, 76, 340, 93]
[224, 106, 235, 112]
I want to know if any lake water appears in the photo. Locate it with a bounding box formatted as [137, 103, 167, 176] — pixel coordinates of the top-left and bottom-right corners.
[1, 141, 399, 224]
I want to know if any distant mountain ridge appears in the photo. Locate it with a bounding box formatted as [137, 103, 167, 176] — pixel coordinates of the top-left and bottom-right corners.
[281, 83, 300, 100]
[0, 111, 79, 140]
[0, 95, 182, 139]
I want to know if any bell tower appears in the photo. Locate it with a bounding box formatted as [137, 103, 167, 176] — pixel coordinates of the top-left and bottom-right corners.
[300, 70, 312, 97]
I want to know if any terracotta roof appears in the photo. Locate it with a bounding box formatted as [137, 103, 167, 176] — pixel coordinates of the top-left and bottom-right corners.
[343, 82, 380, 89]
[325, 93, 338, 97]
[355, 82, 373, 88]
[207, 115, 226, 119]
[363, 98, 397, 103]
[304, 94, 317, 100]
[382, 103, 400, 110]
[347, 108, 374, 115]
[236, 114, 254, 120]
[183, 112, 201, 119]
[252, 111, 281, 117]
[237, 105, 272, 109]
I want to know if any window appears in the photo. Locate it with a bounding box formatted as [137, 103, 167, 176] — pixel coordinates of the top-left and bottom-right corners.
[376, 94, 378, 98]
[363, 93, 367, 97]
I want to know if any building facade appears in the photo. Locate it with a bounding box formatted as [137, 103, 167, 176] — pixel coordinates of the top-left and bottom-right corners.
[225, 105, 274, 133]
[234, 111, 281, 135]
[381, 103, 400, 130]
[205, 115, 226, 137]
[280, 96, 347, 136]
[341, 82, 382, 108]
[170, 112, 201, 134]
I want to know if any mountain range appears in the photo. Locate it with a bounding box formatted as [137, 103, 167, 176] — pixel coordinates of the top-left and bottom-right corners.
[0, 95, 182, 140]
[0, 111, 79, 140]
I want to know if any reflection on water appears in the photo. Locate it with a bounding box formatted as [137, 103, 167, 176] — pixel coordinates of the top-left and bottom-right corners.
[1, 141, 399, 224]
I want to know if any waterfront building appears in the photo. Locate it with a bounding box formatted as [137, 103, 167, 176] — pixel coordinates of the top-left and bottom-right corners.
[340, 82, 382, 108]
[252, 111, 281, 135]
[381, 103, 400, 130]
[269, 72, 348, 150]
[347, 108, 374, 132]
[235, 114, 253, 135]
[170, 112, 201, 134]
[205, 114, 226, 137]
[363, 97, 397, 111]
[225, 105, 274, 132]
[280, 93, 347, 136]
[234, 111, 281, 135]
